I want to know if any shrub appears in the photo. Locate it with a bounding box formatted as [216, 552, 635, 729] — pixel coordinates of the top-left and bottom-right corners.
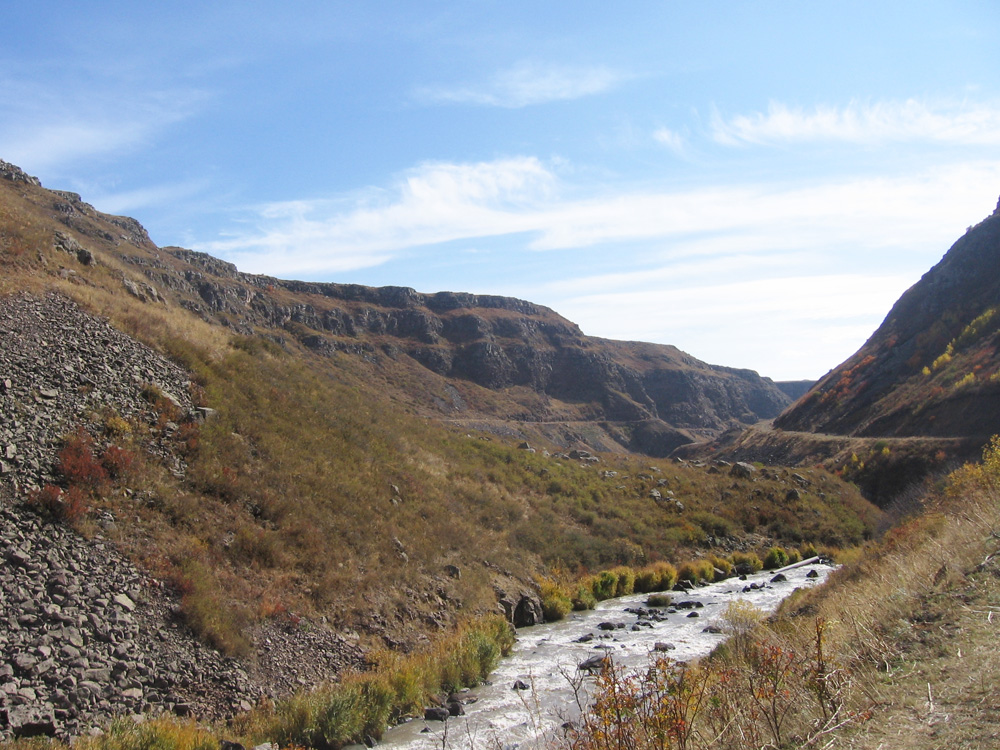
[634, 561, 679, 592]
[652, 561, 679, 591]
[101, 444, 136, 480]
[731, 551, 763, 574]
[539, 579, 572, 621]
[609, 565, 636, 597]
[678, 559, 714, 583]
[799, 542, 819, 560]
[57, 427, 108, 493]
[786, 547, 802, 565]
[690, 510, 735, 538]
[707, 554, 733, 580]
[572, 582, 597, 611]
[646, 593, 672, 607]
[28, 484, 88, 524]
[763, 546, 790, 570]
[591, 570, 619, 601]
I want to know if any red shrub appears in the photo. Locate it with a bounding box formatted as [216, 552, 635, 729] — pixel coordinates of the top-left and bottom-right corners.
[28, 484, 88, 523]
[57, 428, 108, 492]
[101, 444, 136, 480]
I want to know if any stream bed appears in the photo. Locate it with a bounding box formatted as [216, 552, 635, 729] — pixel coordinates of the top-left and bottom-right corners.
[362, 559, 835, 750]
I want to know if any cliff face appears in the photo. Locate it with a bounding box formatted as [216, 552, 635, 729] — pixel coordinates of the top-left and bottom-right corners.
[1, 159, 789, 454]
[142, 245, 788, 445]
[776, 201, 1000, 441]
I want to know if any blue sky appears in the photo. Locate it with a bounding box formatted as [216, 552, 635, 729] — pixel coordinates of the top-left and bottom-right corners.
[3, 2, 1000, 380]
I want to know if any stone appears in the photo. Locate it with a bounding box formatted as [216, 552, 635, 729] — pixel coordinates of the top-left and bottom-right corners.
[578, 655, 609, 672]
[424, 706, 450, 721]
[113, 593, 136, 612]
[5, 704, 57, 738]
[730, 462, 757, 479]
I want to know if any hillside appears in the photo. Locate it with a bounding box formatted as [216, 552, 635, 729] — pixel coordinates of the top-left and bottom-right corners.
[0, 158, 880, 741]
[702, 199, 1000, 505]
[777, 197, 1000, 441]
[0, 159, 789, 459]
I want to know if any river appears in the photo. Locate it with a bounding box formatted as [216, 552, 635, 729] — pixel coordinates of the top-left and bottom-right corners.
[360, 559, 834, 750]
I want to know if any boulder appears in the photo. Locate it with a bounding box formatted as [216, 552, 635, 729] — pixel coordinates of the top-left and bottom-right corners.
[424, 706, 450, 722]
[5, 705, 57, 738]
[730, 462, 757, 480]
[578, 655, 609, 672]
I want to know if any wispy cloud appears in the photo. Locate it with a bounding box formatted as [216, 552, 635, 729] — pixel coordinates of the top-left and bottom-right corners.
[202, 155, 1000, 281]
[415, 61, 623, 108]
[202, 157, 555, 273]
[0, 76, 207, 173]
[88, 178, 213, 215]
[652, 127, 686, 154]
[712, 99, 1000, 146]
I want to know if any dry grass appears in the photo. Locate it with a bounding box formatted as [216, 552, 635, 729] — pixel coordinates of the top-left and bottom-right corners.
[564, 439, 1000, 750]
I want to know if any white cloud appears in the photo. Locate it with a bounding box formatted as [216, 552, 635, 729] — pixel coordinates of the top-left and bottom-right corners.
[712, 99, 1000, 146]
[0, 77, 206, 173]
[552, 273, 916, 380]
[204, 156, 1000, 279]
[652, 127, 686, 154]
[203, 157, 555, 273]
[415, 61, 623, 108]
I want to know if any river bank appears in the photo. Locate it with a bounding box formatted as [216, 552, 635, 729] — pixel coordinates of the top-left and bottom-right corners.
[366, 559, 835, 750]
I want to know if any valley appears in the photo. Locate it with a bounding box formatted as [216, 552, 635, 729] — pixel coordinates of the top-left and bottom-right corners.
[1, 158, 999, 748]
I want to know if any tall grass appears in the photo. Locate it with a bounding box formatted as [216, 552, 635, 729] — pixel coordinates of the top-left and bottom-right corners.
[236, 615, 514, 748]
[565, 436, 1000, 749]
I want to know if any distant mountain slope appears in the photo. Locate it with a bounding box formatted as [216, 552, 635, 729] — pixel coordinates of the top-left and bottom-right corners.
[776, 198, 1000, 441]
[0, 158, 789, 456]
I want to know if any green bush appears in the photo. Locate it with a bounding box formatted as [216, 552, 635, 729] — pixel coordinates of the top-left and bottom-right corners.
[730, 551, 763, 574]
[707, 554, 733, 580]
[646, 593, 672, 607]
[572, 582, 598, 610]
[678, 559, 714, 583]
[762, 546, 789, 570]
[610, 565, 636, 597]
[592, 570, 619, 601]
[539, 579, 573, 621]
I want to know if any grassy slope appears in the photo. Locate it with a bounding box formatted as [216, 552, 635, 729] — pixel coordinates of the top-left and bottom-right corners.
[0, 173, 881, 656]
[564, 440, 1000, 750]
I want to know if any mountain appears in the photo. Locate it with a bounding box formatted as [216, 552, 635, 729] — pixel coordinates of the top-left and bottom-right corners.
[0, 159, 789, 458]
[712, 198, 1000, 504]
[776, 198, 1000, 439]
[0, 158, 880, 741]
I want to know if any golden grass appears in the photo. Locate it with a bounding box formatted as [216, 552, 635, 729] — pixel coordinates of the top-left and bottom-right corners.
[565, 438, 1000, 750]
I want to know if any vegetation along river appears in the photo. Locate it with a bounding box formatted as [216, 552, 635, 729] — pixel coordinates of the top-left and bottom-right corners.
[362, 558, 834, 750]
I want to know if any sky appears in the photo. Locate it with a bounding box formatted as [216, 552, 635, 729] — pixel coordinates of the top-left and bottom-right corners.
[2, 2, 1000, 381]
